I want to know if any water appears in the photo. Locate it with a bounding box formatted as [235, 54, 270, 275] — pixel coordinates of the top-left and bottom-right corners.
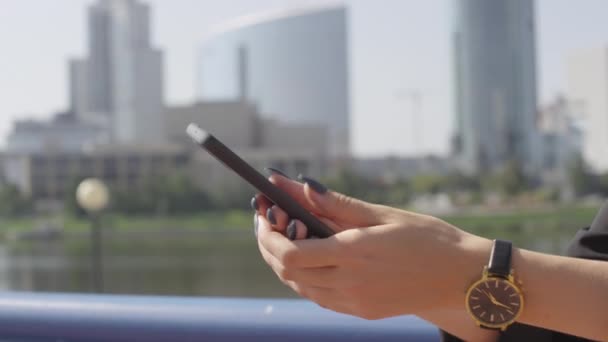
[0, 225, 584, 297]
[2, 229, 294, 297]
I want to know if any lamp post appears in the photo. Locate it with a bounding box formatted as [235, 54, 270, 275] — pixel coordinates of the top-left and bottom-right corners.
[76, 178, 109, 293]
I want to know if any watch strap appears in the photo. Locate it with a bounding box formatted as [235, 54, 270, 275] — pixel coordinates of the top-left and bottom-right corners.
[487, 239, 512, 278]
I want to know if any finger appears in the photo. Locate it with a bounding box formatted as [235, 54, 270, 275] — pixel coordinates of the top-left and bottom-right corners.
[265, 167, 290, 179]
[299, 176, 389, 226]
[286, 219, 308, 241]
[252, 193, 272, 217]
[257, 237, 297, 287]
[266, 177, 353, 234]
[260, 254, 353, 316]
[258, 233, 337, 289]
[271, 174, 389, 226]
[259, 242, 350, 312]
[267, 205, 289, 233]
[268, 175, 318, 214]
[257, 215, 339, 268]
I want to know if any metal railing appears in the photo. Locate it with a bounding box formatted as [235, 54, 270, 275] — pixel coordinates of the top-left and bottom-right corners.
[0, 292, 440, 341]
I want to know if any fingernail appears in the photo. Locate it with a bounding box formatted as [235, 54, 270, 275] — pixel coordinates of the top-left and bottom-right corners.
[265, 167, 289, 178]
[250, 197, 259, 211]
[253, 214, 259, 238]
[298, 175, 327, 194]
[287, 220, 297, 240]
[266, 207, 277, 225]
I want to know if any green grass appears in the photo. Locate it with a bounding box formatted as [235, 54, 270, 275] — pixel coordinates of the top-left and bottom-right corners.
[0, 210, 254, 239]
[441, 205, 596, 231]
[439, 205, 597, 252]
[0, 205, 598, 236]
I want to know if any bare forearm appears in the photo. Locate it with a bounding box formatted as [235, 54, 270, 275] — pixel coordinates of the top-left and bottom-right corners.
[436, 233, 608, 340]
[513, 248, 608, 340]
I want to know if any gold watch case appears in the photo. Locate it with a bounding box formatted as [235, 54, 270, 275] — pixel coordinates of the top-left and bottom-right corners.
[465, 267, 524, 331]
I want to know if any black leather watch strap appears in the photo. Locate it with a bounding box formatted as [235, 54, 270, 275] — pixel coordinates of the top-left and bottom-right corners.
[487, 239, 512, 278]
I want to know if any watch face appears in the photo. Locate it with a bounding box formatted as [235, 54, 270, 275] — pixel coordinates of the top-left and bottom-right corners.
[466, 277, 523, 328]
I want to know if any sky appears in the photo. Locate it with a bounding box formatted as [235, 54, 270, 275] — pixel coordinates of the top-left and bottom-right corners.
[2, 0, 608, 157]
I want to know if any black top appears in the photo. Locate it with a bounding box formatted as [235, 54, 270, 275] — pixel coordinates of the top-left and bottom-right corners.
[441, 201, 608, 342]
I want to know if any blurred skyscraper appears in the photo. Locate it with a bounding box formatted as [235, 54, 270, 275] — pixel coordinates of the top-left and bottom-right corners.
[537, 96, 582, 198]
[70, 0, 164, 144]
[197, 5, 349, 156]
[452, 0, 540, 175]
[567, 47, 608, 173]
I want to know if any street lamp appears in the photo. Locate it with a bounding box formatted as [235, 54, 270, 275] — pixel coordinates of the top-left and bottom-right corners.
[76, 178, 109, 293]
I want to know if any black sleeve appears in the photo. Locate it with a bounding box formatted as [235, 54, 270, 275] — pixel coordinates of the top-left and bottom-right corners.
[439, 331, 464, 341]
[566, 201, 608, 260]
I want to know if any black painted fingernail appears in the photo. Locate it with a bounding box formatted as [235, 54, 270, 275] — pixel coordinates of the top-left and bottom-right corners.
[287, 220, 297, 240]
[298, 175, 327, 194]
[253, 214, 259, 238]
[266, 207, 277, 225]
[250, 197, 259, 211]
[265, 167, 289, 178]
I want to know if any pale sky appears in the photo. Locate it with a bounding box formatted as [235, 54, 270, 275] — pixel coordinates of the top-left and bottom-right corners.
[2, 0, 608, 157]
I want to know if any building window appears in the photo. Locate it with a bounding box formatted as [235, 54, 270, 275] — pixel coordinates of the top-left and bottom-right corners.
[32, 156, 48, 169]
[128, 156, 141, 170]
[103, 157, 118, 180]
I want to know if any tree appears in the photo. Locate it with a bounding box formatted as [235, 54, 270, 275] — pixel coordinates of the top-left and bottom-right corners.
[443, 171, 481, 192]
[110, 173, 215, 215]
[568, 155, 595, 196]
[410, 174, 446, 195]
[65, 177, 88, 217]
[323, 169, 411, 206]
[480, 160, 527, 197]
[498, 160, 527, 196]
[598, 172, 608, 196]
[0, 184, 33, 216]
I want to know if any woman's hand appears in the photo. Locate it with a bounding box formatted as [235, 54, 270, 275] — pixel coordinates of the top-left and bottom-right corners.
[253, 173, 608, 341]
[251, 173, 492, 319]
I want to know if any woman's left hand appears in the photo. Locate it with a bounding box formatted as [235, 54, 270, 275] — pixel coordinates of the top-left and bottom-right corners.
[252, 174, 491, 319]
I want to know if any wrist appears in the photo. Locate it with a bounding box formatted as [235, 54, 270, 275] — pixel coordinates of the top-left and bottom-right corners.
[417, 229, 498, 340]
[445, 231, 494, 311]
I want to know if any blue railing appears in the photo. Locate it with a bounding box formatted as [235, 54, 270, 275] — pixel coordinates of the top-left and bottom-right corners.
[0, 292, 440, 341]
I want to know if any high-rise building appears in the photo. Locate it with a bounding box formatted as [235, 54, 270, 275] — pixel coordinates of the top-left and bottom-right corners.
[70, 0, 164, 144]
[567, 47, 608, 172]
[537, 96, 582, 195]
[197, 5, 349, 156]
[452, 0, 540, 174]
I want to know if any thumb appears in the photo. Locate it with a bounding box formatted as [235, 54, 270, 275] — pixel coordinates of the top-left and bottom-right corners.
[298, 175, 389, 226]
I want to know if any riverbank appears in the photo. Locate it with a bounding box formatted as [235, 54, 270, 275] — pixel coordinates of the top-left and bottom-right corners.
[0, 204, 598, 243]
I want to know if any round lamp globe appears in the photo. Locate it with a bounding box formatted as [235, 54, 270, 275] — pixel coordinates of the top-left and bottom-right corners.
[76, 178, 110, 213]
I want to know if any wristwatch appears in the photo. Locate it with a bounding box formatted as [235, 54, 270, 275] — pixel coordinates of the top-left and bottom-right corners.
[465, 239, 524, 331]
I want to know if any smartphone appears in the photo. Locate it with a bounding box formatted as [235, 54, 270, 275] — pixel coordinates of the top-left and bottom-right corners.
[186, 123, 335, 238]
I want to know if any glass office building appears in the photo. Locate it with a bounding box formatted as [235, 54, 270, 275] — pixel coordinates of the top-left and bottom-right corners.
[452, 0, 540, 174]
[197, 5, 350, 156]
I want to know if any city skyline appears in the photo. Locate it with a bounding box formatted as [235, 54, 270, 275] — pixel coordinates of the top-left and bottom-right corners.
[3, 0, 608, 157]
